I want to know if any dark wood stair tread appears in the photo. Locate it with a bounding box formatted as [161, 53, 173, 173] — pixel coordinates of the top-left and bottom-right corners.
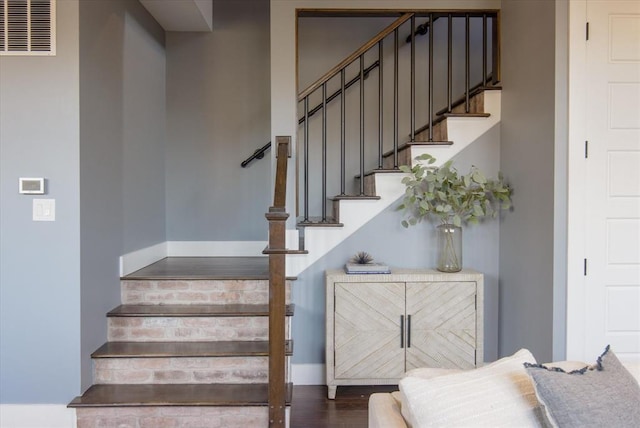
[442, 112, 491, 118]
[69, 383, 293, 408]
[297, 217, 343, 227]
[107, 304, 295, 317]
[92, 340, 294, 358]
[354, 168, 406, 178]
[330, 195, 381, 201]
[123, 257, 270, 280]
[381, 140, 454, 160]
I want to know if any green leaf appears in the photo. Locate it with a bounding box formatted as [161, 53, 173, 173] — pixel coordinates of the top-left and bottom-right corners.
[402, 220, 409, 228]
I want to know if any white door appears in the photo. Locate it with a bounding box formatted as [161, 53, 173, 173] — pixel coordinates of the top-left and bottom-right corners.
[583, 0, 640, 361]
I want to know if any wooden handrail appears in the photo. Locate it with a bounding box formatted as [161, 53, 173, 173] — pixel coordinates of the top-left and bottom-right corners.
[266, 136, 290, 427]
[297, 12, 413, 101]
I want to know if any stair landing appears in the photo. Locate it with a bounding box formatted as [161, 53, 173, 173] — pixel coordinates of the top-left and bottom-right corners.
[125, 256, 270, 280]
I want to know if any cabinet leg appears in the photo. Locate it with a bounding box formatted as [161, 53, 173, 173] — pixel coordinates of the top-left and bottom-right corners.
[327, 385, 337, 399]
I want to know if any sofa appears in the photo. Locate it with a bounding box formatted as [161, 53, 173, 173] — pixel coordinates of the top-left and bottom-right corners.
[368, 347, 640, 428]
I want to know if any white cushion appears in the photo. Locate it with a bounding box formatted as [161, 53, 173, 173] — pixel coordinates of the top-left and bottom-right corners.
[400, 367, 462, 427]
[399, 349, 545, 427]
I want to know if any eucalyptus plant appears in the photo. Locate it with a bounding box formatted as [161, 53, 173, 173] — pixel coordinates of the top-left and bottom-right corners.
[397, 154, 513, 228]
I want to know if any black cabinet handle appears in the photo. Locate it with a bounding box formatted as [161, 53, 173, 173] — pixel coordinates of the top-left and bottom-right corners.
[407, 314, 412, 348]
[400, 315, 404, 348]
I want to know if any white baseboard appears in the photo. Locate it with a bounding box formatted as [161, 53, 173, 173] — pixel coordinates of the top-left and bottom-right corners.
[291, 363, 325, 385]
[119, 241, 168, 276]
[167, 241, 268, 257]
[0, 405, 76, 428]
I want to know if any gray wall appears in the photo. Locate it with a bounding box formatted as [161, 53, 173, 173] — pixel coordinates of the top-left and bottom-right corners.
[292, 125, 503, 364]
[165, 0, 271, 241]
[0, 0, 81, 403]
[0, 0, 167, 404]
[499, 0, 556, 363]
[79, 0, 167, 390]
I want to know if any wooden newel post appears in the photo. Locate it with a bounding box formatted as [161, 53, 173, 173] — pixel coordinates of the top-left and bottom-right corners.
[266, 137, 290, 427]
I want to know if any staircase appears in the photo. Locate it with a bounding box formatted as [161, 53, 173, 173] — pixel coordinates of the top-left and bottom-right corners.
[287, 87, 501, 276]
[70, 9, 502, 428]
[286, 11, 501, 276]
[69, 257, 294, 427]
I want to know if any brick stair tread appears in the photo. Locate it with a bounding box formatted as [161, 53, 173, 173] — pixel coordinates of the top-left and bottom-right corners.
[68, 383, 293, 408]
[123, 257, 269, 280]
[92, 340, 294, 358]
[107, 304, 295, 317]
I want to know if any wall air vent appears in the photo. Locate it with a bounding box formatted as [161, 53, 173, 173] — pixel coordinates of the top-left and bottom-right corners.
[0, 0, 55, 55]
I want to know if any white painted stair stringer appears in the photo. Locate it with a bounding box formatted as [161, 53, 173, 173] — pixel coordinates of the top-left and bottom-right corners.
[285, 90, 501, 277]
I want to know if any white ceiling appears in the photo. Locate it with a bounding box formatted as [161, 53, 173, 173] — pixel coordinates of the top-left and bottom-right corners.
[139, 0, 213, 32]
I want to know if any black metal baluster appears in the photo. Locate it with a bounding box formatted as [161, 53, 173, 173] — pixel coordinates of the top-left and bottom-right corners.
[410, 15, 416, 142]
[483, 13, 487, 86]
[465, 13, 470, 113]
[303, 97, 309, 222]
[428, 12, 434, 141]
[378, 41, 384, 169]
[322, 84, 327, 221]
[447, 13, 453, 113]
[393, 28, 399, 168]
[340, 69, 346, 196]
[359, 55, 365, 195]
[492, 15, 500, 85]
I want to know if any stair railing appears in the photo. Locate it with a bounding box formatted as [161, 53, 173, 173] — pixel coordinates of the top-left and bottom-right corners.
[241, 60, 380, 169]
[265, 136, 290, 428]
[297, 10, 500, 224]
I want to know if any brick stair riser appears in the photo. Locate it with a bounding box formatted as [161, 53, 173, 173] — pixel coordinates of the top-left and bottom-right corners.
[108, 317, 291, 342]
[75, 407, 271, 428]
[93, 356, 290, 384]
[121, 280, 292, 306]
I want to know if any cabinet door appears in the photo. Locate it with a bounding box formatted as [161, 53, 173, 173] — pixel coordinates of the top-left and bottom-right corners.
[405, 281, 477, 371]
[334, 282, 405, 379]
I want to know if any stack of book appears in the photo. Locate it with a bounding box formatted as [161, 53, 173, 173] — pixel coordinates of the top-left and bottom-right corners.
[344, 262, 391, 274]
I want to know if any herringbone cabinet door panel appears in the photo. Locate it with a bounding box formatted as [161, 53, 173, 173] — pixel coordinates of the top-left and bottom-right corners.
[334, 282, 405, 379]
[406, 282, 477, 370]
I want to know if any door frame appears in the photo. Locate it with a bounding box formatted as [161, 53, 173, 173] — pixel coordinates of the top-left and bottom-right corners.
[566, 0, 588, 361]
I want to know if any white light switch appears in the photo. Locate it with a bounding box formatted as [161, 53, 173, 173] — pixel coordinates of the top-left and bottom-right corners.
[33, 199, 55, 221]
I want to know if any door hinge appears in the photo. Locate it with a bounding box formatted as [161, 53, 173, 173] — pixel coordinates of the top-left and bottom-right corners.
[585, 141, 589, 158]
[586, 22, 590, 40]
[584, 258, 588, 276]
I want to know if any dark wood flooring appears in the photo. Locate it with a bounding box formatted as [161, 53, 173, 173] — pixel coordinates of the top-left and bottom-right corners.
[290, 385, 398, 428]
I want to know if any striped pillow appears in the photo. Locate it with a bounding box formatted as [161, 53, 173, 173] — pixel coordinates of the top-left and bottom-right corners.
[399, 349, 546, 427]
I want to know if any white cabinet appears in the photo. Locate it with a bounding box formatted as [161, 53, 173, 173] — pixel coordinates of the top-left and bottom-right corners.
[325, 269, 484, 399]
